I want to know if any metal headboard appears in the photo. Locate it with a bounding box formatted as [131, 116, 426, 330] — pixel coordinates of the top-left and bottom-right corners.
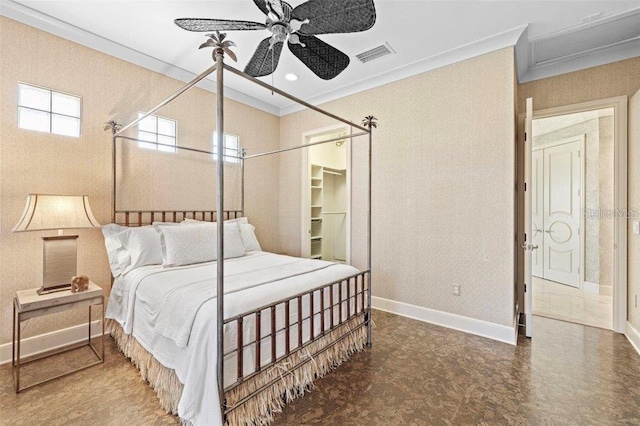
[114, 210, 244, 227]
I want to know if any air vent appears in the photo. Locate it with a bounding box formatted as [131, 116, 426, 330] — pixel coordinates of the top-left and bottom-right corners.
[356, 42, 395, 64]
[531, 9, 640, 67]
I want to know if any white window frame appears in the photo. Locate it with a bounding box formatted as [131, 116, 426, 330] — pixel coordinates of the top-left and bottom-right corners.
[213, 132, 241, 164]
[17, 83, 82, 137]
[137, 112, 177, 153]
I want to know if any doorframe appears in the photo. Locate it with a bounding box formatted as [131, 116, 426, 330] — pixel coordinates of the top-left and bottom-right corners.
[518, 95, 628, 333]
[300, 124, 352, 263]
[532, 135, 586, 290]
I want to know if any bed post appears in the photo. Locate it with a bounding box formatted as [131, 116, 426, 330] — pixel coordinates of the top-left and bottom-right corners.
[241, 147, 246, 216]
[363, 116, 377, 347]
[104, 120, 121, 223]
[214, 36, 227, 417]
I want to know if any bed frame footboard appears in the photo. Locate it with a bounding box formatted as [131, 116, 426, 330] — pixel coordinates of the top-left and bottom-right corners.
[223, 270, 371, 417]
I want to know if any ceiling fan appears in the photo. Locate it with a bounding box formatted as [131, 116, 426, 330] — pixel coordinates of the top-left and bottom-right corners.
[175, 0, 376, 80]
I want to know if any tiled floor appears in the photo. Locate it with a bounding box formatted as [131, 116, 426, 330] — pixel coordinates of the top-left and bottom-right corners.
[1, 311, 638, 425]
[532, 276, 613, 329]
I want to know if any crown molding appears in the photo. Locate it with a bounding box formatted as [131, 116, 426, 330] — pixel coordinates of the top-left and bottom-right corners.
[279, 24, 527, 116]
[0, 0, 281, 116]
[518, 39, 640, 84]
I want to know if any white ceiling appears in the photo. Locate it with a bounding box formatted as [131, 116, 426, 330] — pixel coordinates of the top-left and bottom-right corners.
[4, 0, 640, 115]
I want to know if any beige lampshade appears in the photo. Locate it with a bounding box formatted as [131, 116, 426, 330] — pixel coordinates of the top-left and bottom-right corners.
[13, 194, 101, 232]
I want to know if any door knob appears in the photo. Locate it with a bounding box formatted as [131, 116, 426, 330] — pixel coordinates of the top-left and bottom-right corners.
[521, 243, 539, 251]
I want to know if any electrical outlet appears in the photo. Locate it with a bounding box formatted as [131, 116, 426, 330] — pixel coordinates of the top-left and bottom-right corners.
[453, 285, 461, 296]
[633, 221, 640, 235]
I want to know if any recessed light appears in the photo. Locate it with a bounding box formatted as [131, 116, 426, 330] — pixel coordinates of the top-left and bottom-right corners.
[285, 73, 298, 81]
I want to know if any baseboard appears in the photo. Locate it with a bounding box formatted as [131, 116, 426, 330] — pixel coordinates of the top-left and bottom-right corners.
[625, 321, 640, 356]
[0, 320, 104, 365]
[582, 281, 599, 294]
[372, 296, 517, 345]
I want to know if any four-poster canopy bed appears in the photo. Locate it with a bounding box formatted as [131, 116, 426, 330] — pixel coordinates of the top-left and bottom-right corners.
[103, 32, 375, 425]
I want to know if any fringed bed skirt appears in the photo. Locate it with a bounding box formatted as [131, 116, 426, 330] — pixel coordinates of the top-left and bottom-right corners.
[107, 317, 366, 425]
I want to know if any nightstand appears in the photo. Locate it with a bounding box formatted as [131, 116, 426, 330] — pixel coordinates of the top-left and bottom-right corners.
[12, 281, 105, 393]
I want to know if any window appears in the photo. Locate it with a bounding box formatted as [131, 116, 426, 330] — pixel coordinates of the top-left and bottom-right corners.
[213, 132, 240, 164]
[137, 113, 177, 153]
[18, 83, 81, 137]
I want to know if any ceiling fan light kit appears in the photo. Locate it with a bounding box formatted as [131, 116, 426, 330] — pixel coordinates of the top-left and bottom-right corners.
[175, 0, 377, 80]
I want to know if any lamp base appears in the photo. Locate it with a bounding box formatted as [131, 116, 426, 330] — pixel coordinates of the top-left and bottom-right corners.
[37, 283, 72, 295]
[41, 235, 77, 296]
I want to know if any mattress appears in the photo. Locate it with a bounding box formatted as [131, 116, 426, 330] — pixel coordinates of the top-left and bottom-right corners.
[106, 251, 360, 426]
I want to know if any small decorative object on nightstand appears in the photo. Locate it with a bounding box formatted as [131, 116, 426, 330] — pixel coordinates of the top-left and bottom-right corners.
[13, 194, 101, 294]
[71, 275, 90, 293]
[12, 281, 105, 393]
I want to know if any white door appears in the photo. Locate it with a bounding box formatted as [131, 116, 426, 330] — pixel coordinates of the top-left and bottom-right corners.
[531, 149, 544, 278]
[524, 98, 535, 338]
[543, 141, 581, 287]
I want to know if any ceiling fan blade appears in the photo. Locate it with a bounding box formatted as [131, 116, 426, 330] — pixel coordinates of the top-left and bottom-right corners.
[267, 0, 286, 20]
[292, 0, 376, 35]
[252, 0, 269, 15]
[288, 35, 350, 80]
[174, 18, 266, 32]
[244, 37, 284, 77]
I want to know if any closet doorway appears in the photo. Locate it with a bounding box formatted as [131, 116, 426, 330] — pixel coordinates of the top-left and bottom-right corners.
[301, 125, 351, 263]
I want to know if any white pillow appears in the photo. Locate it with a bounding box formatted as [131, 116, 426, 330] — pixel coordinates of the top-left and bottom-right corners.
[239, 223, 262, 252]
[156, 222, 245, 267]
[102, 224, 131, 277]
[115, 227, 163, 273]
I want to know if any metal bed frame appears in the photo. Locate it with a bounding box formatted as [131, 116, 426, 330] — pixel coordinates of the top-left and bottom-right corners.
[105, 35, 374, 422]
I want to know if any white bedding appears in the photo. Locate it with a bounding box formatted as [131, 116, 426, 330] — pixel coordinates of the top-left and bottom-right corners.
[106, 251, 360, 426]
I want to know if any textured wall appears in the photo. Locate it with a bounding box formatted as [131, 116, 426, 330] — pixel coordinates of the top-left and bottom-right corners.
[279, 48, 517, 327]
[0, 17, 280, 344]
[629, 90, 640, 333]
[518, 57, 640, 113]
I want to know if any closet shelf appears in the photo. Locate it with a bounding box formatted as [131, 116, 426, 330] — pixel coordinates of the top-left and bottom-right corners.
[311, 217, 322, 221]
[311, 236, 322, 240]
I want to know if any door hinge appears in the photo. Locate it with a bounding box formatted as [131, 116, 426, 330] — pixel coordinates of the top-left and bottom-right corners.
[524, 132, 527, 142]
[524, 182, 527, 191]
[524, 233, 527, 242]
[525, 284, 527, 292]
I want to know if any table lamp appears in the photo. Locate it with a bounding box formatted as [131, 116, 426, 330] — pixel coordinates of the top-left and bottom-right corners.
[13, 194, 101, 295]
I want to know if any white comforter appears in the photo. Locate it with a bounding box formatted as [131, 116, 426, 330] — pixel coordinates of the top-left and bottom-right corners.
[106, 251, 360, 426]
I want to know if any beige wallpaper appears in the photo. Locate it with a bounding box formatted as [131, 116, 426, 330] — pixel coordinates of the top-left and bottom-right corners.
[629, 90, 640, 332]
[518, 57, 640, 113]
[0, 17, 280, 345]
[279, 48, 517, 327]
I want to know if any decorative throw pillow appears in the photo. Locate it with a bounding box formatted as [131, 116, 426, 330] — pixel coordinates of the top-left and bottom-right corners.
[239, 223, 262, 252]
[115, 226, 163, 273]
[156, 222, 245, 267]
